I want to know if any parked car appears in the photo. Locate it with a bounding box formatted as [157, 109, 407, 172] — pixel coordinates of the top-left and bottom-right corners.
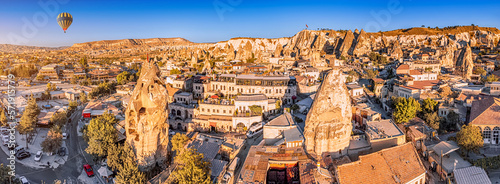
[169, 130, 176, 136]
[19, 176, 30, 184]
[83, 164, 94, 177]
[0, 127, 9, 136]
[58, 147, 67, 156]
[16, 150, 31, 160]
[34, 151, 43, 162]
[62, 133, 68, 140]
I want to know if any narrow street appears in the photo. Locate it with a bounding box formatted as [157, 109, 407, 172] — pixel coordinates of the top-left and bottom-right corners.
[0, 105, 104, 184]
[229, 133, 263, 184]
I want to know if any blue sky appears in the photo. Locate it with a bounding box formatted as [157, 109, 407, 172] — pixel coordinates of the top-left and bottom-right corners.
[1, 0, 499, 47]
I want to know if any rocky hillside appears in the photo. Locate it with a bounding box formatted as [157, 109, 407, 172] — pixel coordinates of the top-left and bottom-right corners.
[69, 37, 194, 49]
[63, 26, 500, 68]
[0, 44, 67, 53]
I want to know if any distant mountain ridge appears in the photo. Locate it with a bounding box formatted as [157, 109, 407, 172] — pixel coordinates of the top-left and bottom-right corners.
[2, 26, 499, 56]
[0, 44, 68, 53]
[69, 37, 193, 49]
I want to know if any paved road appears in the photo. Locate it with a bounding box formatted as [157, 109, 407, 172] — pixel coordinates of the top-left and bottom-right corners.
[0, 105, 102, 184]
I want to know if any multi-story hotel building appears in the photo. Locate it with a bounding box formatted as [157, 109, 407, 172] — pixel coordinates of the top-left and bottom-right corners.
[37, 64, 61, 80]
[191, 94, 278, 133]
[169, 73, 296, 133]
[203, 74, 297, 105]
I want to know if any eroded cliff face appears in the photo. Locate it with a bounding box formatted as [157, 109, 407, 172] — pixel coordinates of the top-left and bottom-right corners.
[125, 58, 169, 171]
[66, 26, 500, 69]
[304, 69, 352, 157]
[455, 45, 474, 79]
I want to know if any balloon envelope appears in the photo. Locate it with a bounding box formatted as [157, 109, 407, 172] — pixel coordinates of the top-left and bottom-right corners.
[57, 12, 73, 33]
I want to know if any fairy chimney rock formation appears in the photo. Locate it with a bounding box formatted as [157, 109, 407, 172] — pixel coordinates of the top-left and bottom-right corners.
[455, 45, 474, 80]
[304, 68, 352, 157]
[125, 57, 170, 171]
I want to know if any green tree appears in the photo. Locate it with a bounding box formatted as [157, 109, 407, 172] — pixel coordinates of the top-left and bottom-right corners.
[41, 126, 63, 154]
[46, 83, 52, 91]
[46, 82, 56, 91]
[442, 111, 460, 131]
[474, 67, 487, 76]
[0, 163, 21, 184]
[68, 100, 78, 114]
[290, 104, 300, 113]
[84, 112, 117, 158]
[112, 143, 145, 184]
[364, 69, 378, 79]
[248, 105, 263, 116]
[393, 97, 421, 124]
[79, 57, 88, 68]
[0, 109, 7, 127]
[423, 112, 440, 130]
[456, 125, 483, 156]
[18, 95, 40, 148]
[50, 111, 67, 127]
[80, 92, 88, 104]
[275, 100, 281, 110]
[117, 71, 131, 85]
[483, 75, 499, 83]
[172, 148, 211, 184]
[170, 68, 182, 75]
[421, 98, 438, 113]
[171, 133, 190, 155]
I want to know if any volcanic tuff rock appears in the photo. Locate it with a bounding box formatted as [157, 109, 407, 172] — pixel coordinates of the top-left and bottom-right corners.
[337, 30, 355, 57]
[350, 29, 372, 57]
[455, 45, 474, 79]
[304, 68, 352, 157]
[62, 26, 500, 70]
[125, 58, 170, 171]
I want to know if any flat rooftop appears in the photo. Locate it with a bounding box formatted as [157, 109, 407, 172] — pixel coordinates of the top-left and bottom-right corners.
[366, 119, 404, 140]
[265, 112, 295, 126]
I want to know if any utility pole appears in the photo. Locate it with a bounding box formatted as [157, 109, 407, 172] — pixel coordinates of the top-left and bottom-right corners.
[440, 150, 443, 181]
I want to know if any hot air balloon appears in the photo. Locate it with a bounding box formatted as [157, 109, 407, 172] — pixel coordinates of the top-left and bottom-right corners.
[57, 12, 73, 33]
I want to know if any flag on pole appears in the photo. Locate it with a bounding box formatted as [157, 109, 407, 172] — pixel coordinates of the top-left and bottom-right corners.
[306, 24, 308, 28]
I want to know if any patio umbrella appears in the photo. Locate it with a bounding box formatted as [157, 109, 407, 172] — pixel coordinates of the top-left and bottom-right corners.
[97, 166, 113, 177]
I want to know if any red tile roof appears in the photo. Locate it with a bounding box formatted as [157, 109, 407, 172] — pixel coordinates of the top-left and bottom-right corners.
[469, 97, 500, 126]
[397, 64, 410, 70]
[336, 143, 426, 184]
[409, 70, 422, 75]
[400, 80, 440, 90]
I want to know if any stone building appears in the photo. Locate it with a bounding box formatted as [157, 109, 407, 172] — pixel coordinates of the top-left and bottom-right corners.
[125, 59, 170, 171]
[469, 97, 500, 145]
[37, 64, 61, 80]
[336, 143, 426, 184]
[191, 94, 278, 132]
[204, 74, 297, 105]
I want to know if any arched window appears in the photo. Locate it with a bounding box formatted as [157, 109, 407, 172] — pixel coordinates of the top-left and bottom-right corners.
[177, 110, 181, 116]
[484, 127, 491, 141]
[493, 127, 500, 145]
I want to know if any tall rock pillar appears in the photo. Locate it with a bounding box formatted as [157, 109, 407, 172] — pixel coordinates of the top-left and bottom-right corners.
[304, 68, 352, 157]
[125, 57, 170, 171]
